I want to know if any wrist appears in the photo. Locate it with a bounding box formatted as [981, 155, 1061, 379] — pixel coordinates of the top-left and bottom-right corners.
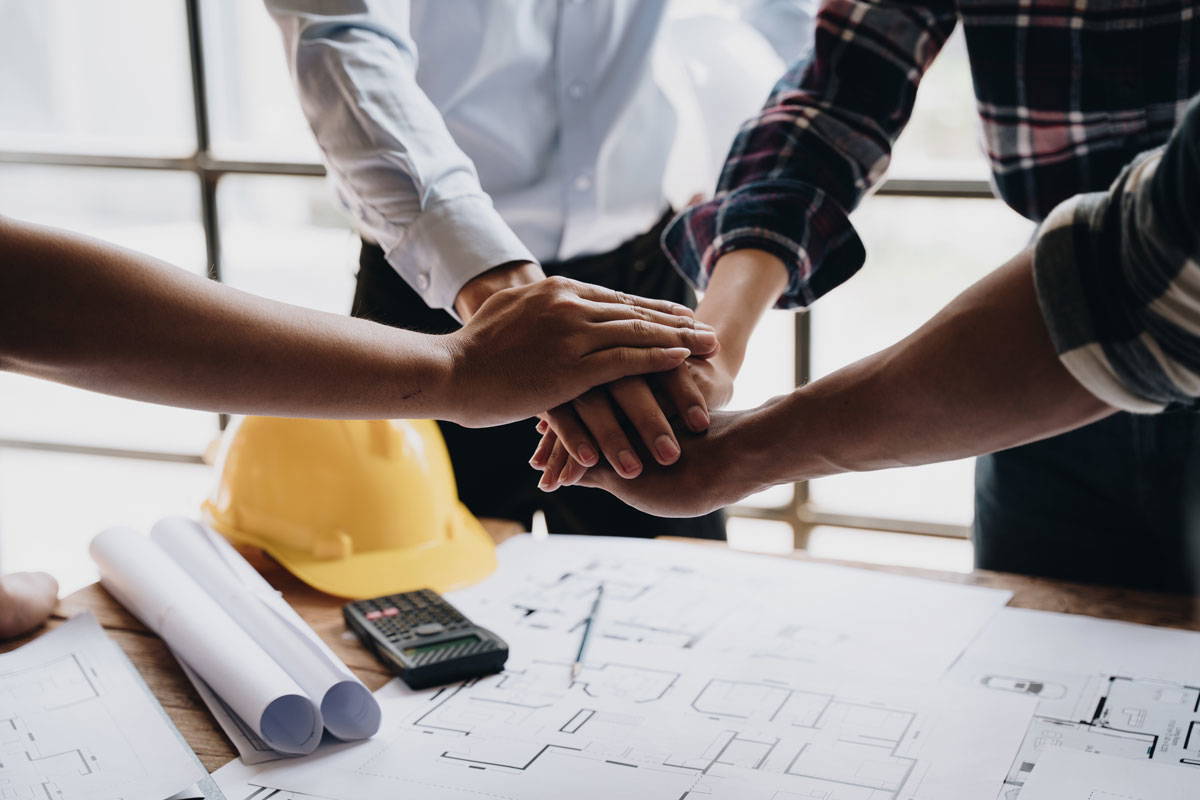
[453, 260, 545, 320]
[696, 248, 789, 373]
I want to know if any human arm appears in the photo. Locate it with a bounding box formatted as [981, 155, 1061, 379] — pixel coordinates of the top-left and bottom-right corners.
[0, 216, 717, 427]
[577, 248, 1114, 515]
[576, 94, 1200, 515]
[263, 0, 534, 313]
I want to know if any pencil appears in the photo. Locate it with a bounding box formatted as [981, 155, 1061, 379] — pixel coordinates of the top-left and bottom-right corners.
[571, 583, 604, 680]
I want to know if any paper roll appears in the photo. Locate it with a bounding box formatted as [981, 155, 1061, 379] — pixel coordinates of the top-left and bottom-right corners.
[150, 516, 380, 741]
[89, 527, 323, 754]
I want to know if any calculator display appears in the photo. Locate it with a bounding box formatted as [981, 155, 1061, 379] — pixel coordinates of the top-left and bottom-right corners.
[403, 635, 481, 658]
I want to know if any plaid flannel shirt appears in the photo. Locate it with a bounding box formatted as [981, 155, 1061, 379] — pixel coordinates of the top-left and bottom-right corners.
[1035, 95, 1200, 412]
[665, 0, 1200, 408]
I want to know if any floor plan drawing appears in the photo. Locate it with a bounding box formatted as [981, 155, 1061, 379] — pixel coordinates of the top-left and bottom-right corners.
[449, 535, 1013, 678]
[219, 640, 1033, 800]
[1019, 749, 1198, 800]
[0, 613, 209, 800]
[946, 608, 1200, 798]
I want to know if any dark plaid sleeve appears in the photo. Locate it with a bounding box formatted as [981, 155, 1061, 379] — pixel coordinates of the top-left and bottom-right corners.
[663, 0, 959, 308]
[1033, 95, 1200, 412]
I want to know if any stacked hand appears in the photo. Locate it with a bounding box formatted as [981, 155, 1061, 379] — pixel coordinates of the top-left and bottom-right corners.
[529, 350, 737, 489]
[448, 275, 721, 427]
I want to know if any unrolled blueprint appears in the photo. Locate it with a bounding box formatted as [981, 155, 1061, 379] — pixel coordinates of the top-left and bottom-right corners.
[1020, 749, 1199, 800]
[450, 534, 1013, 677]
[0, 612, 218, 800]
[216, 639, 1033, 800]
[944, 607, 1200, 798]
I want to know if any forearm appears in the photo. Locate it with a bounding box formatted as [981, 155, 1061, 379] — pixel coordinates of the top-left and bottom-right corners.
[738, 248, 1116, 489]
[694, 249, 789, 372]
[0, 218, 458, 420]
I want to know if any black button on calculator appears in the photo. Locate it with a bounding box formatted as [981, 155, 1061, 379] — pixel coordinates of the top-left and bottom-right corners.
[343, 589, 508, 690]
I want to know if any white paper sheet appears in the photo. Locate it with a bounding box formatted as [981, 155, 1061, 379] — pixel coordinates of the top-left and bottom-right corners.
[91, 526, 321, 755]
[0, 613, 210, 800]
[1020, 750, 1199, 800]
[216, 638, 1033, 800]
[944, 607, 1200, 797]
[213, 535, 1030, 800]
[90, 520, 380, 762]
[151, 518, 379, 748]
[450, 534, 1014, 677]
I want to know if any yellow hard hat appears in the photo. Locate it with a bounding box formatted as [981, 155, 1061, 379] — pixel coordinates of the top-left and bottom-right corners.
[202, 417, 496, 599]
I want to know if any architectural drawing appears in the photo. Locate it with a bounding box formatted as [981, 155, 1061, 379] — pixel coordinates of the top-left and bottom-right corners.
[449, 535, 1013, 678]
[947, 608, 1200, 798]
[222, 642, 1032, 800]
[0, 614, 209, 800]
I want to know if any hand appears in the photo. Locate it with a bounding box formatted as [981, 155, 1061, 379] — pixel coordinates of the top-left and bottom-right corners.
[530, 351, 737, 488]
[570, 410, 767, 517]
[0, 571, 58, 639]
[445, 276, 719, 427]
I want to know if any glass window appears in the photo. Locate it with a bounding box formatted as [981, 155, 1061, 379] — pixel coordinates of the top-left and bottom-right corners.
[806, 195, 1034, 527]
[0, 165, 216, 453]
[0, 1, 194, 156]
[0, 450, 212, 592]
[201, 0, 322, 163]
[217, 175, 359, 313]
[888, 29, 989, 182]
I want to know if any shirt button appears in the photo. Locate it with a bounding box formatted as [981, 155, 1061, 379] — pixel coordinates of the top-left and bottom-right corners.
[567, 81, 586, 100]
[416, 272, 431, 291]
[573, 173, 593, 192]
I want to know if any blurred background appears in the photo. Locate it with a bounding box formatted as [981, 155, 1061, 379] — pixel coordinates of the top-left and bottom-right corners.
[0, 1, 1032, 592]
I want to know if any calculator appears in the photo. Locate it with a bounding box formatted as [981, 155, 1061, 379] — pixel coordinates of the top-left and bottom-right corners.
[343, 589, 509, 690]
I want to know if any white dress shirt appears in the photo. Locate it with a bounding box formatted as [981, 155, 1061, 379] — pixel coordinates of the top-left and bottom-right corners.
[264, 0, 814, 312]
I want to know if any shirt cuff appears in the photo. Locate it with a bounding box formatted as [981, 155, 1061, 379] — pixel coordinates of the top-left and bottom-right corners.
[1033, 192, 1170, 413]
[383, 195, 536, 314]
[661, 180, 865, 309]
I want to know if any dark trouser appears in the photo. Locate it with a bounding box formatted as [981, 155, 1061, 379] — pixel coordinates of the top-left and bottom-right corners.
[351, 213, 726, 540]
[974, 411, 1200, 594]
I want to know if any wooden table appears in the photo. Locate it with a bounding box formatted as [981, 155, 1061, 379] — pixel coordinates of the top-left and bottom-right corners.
[3, 523, 1198, 772]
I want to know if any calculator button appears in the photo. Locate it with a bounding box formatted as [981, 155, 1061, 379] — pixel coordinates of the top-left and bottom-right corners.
[365, 610, 383, 621]
[413, 622, 446, 636]
[382, 607, 400, 617]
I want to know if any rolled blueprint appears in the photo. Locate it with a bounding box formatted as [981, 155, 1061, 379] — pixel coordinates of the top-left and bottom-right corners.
[150, 516, 380, 742]
[90, 526, 323, 755]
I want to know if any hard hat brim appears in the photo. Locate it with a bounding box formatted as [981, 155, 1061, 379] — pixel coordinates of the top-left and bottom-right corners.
[259, 502, 497, 599]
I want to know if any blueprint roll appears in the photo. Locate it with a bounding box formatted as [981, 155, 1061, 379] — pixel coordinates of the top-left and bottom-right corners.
[90, 526, 323, 755]
[150, 516, 381, 742]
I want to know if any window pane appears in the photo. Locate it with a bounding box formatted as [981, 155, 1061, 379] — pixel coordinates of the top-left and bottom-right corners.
[0, 1, 194, 155]
[888, 29, 989, 182]
[217, 175, 359, 313]
[807, 196, 1033, 527]
[0, 165, 216, 453]
[201, 0, 322, 163]
[0, 450, 212, 593]
[728, 311, 796, 509]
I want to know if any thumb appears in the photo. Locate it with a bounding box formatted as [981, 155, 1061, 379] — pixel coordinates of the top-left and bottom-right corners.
[585, 346, 690, 386]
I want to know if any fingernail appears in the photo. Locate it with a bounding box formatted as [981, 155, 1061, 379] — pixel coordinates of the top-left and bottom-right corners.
[538, 474, 555, 492]
[687, 405, 709, 430]
[665, 347, 690, 359]
[536, 420, 548, 433]
[695, 320, 715, 330]
[530, 454, 546, 468]
[578, 444, 599, 466]
[654, 435, 680, 464]
[694, 330, 718, 346]
[617, 450, 642, 476]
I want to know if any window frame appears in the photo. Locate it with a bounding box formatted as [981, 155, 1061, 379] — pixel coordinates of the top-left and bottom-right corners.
[0, 0, 991, 546]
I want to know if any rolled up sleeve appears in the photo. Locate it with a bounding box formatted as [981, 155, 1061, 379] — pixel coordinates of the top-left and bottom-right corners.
[1033, 96, 1200, 413]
